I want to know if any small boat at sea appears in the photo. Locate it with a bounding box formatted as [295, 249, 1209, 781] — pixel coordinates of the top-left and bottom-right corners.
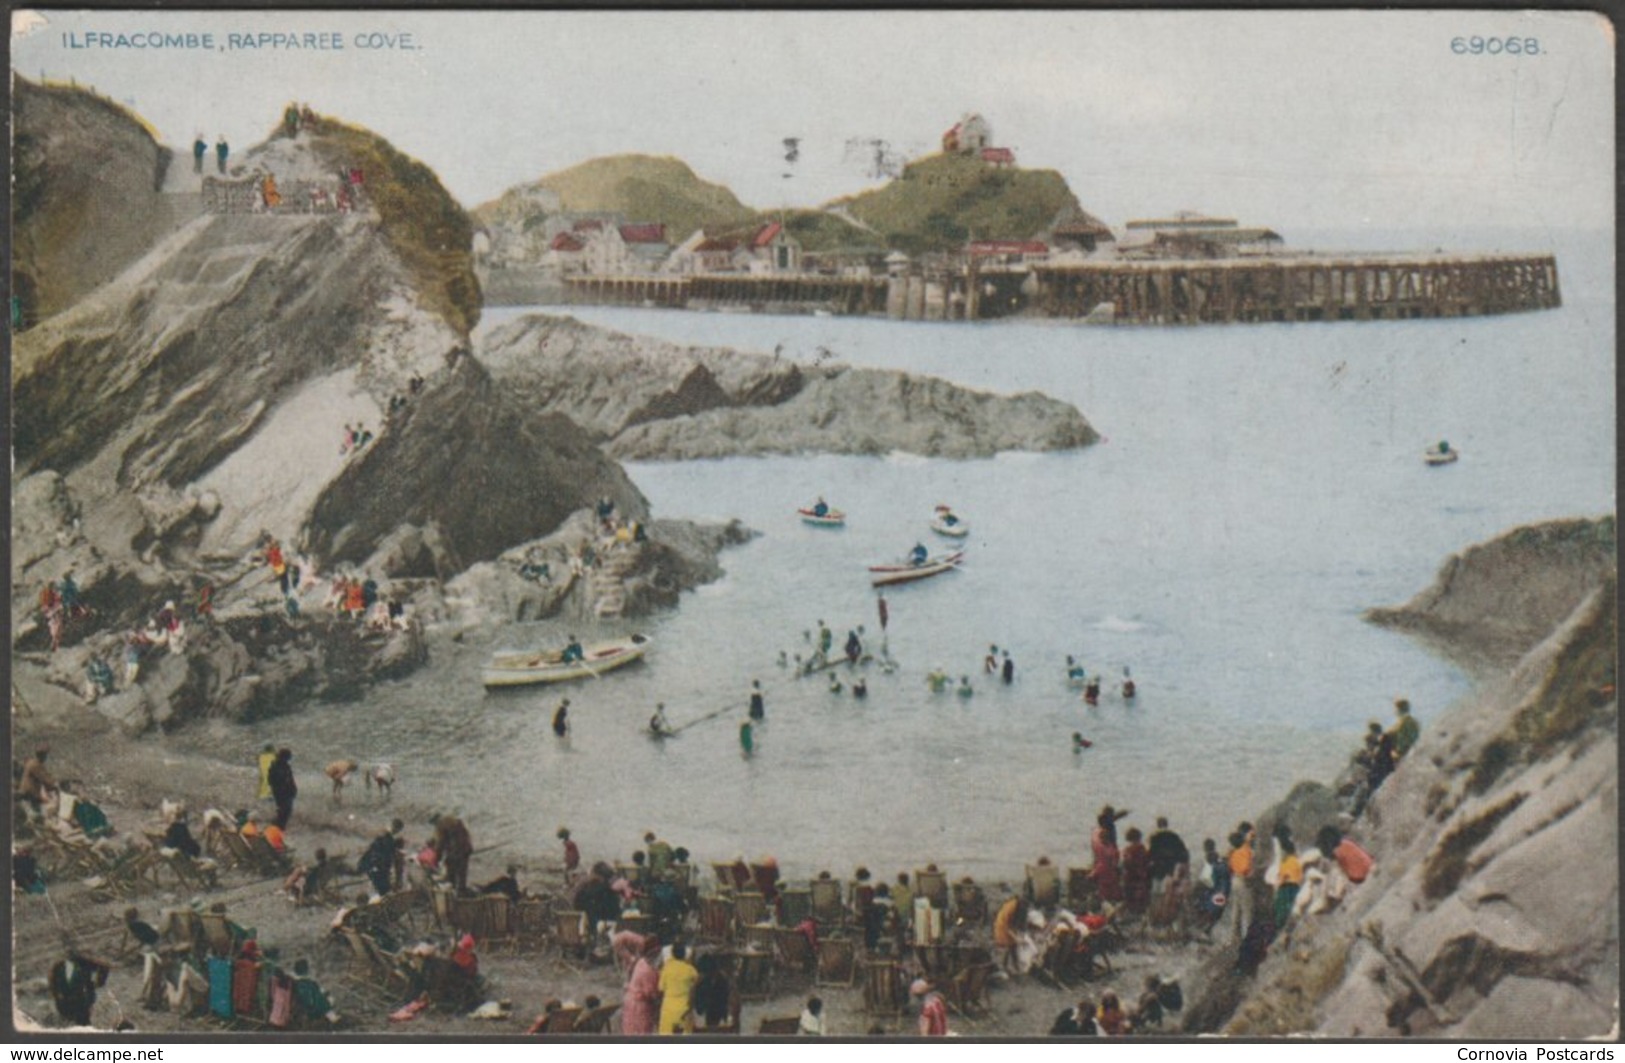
[799, 505, 846, 527]
[869, 550, 964, 588]
[1425, 441, 1459, 466]
[482, 633, 651, 688]
[930, 505, 969, 538]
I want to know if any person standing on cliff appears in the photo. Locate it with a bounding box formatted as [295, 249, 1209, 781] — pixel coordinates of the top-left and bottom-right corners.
[193, 134, 207, 174]
[215, 135, 228, 175]
[268, 748, 297, 829]
[1390, 699, 1420, 760]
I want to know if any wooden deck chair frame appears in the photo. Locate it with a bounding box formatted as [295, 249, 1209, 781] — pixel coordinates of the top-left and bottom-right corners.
[536, 1005, 583, 1033]
[198, 912, 237, 957]
[514, 897, 549, 951]
[1026, 863, 1061, 908]
[219, 832, 258, 874]
[711, 862, 736, 892]
[815, 936, 857, 987]
[734, 948, 774, 1002]
[162, 850, 220, 892]
[482, 893, 515, 951]
[447, 894, 488, 939]
[733, 889, 769, 928]
[951, 881, 988, 925]
[914, 868, 949, 910]
[574, 1002, 621, 1034]
[773, 927, 816, 977]
[778, 886, 812, 927]
[944, 961, 995, 1019]
[1066, 867, 1096, 910]
[757, 1015, 802, 1035]
[697, 895, 735, 943]
[861, 957, 907, 1016]
[247, 834, 292, 873]
[809, 878, 843, 924]
[431, 885, 454, 928]
[553, 910, 591, 968]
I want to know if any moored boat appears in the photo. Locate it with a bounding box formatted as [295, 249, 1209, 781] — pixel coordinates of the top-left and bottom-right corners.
[799, 506, 846, 527]
[483, 633, 651, 688]
[1425, 441, 1458, 466]
[931, 504, 968, 538]
[868, 550, 964, 587]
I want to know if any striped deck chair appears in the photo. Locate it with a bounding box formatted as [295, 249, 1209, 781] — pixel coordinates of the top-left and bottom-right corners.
[861, 958, 907, 1016]
[734, 889, 769, 928]
[809, 878, 843, 924]
[514, 897, 550, 951]
[779, 886, 812, 926]
[697, 895, 735, 943]
[914, 868, 949, 910]
[774, 926, 817, 976]
[553, 910, 590, 968]
[206, 954, 234, 1019]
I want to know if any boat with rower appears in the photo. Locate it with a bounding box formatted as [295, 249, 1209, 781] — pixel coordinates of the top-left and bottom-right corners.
[799, 503, 846, 527]
[868, 550, 964, 588]
[482, 633, 651, 688]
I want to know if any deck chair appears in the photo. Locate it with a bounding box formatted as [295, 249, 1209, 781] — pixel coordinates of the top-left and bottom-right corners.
[159, 907, 205, 957]
[951, 880, 988, 925]
[574, 1002, 621, 1034]
[482, 894, 515, 951]
[698, 896, 735, 943]
[374, 887, 422, 932]
[861, 958, 907, 1015]
[735, 948, 773, 1001]
[815, 936, 857, 987]
[535, 1005, 583, 1033]
[88, 848, 162, 900]
[779, 886, 812, 926]
[220, 832, 259, 875]
[710, 862, 736, 892]
[913, 943, 956, 983]
[160, 850, 220, 892]
[554, 910, 591, 967]
[1066, 867, 1096, 910]
[1025, 863, 1061, 908]
[247, 833, 293, 873]
[338, 928, 376, 985]
[757, 1015, 802, 1035]
[618, 911, 657, 938]
[431, 886, 455, 928]
[774, 927, 817, 976]
[944, 962, 995, 1019]
[914, 868, 949, 910]
[668, 863, 692, 893]
[734, 889, 769, 927]
[199, 911, 239, 957]
[447, 894, 488, 939]
[514, 897, 549, 951]
[742, 923, 777, 955]
[809, 878, 843, 924]
[420, 954, 480, 1012]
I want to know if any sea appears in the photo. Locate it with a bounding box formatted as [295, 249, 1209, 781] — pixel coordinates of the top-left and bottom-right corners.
[183, 229, 1614, 881]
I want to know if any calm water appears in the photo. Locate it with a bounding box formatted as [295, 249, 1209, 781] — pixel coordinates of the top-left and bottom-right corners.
[189, 231, 1613, 880]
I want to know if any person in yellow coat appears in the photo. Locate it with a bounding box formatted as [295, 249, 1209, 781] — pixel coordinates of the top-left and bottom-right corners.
[257, 744, 276, 801]
[656, 942, 699, 1035]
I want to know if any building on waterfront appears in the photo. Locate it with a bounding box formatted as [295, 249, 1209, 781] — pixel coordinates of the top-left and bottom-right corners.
[1046, 206, 1116, 255]
[619, 223, 670, 269]
[1118, 213, 1285, 259]
[979, 146, 1016, 168]
[665, 222, 803, 275]
[967, 239, 1050, 268]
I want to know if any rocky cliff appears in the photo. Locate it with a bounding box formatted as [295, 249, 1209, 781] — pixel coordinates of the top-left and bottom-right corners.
[1187, 517, 1617, 1039]
[477, 313, 1099, 460]
[11, 78, 190, 324]
[8, 98, 711, 732]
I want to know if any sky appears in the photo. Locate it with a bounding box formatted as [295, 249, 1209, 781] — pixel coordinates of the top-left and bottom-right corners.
[12, 9, 1615, 239]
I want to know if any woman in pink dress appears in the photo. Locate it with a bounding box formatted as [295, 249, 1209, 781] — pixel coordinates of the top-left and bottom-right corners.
[620, 939, 662, 1035]
[1092, 806, 1127, 903]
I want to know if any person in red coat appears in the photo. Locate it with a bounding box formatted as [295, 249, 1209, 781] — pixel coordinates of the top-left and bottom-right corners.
[1121, 827, 1152, 914]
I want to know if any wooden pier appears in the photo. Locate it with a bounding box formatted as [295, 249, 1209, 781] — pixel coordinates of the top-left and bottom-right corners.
[564, 273, 885, 315]
[558, 252, 1559, 325]
[1028, 253, 1560, 324]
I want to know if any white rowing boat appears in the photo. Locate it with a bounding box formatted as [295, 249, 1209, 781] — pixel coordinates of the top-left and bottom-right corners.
[799, 507, 846, 527]
[868, 551, 964, 587]
[483, 634, 651, 688]
[931, 518, 969, 538]
[1424, 449, 1459, 466]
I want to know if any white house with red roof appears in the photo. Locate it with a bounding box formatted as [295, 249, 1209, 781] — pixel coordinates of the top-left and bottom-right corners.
[942, 113, 992, 154]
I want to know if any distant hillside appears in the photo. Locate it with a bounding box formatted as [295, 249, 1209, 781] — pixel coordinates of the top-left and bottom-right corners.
[830, 151, 1097, 255]
[475, 154, 757, 240]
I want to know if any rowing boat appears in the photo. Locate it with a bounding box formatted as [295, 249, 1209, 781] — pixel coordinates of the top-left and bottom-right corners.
[799, 507, 846, 527]
[930, 518, 969, 538]
[868, 551, 964, 587]
[1424, 449, 1459, 466]
[482, 633, 651, 688]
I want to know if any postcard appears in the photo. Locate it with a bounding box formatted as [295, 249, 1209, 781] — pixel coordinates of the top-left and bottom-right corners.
[9, 8, 1616, 1043]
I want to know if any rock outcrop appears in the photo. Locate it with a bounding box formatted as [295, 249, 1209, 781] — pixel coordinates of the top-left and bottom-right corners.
[477, 314, 1098, 459]
[1186, 517, 1617, 1039]
[11, 78, 191, 323]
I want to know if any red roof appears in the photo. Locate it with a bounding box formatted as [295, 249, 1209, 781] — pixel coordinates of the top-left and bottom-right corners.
[751, 221, 784, 248]
[968, 240, 1048, 256]
[619, 223, 667, 244]
[571, 219, 605, 233]
[550, 233, 585, 252]
[980, 147, 1015, 164]
[695, 237, 738, 253]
